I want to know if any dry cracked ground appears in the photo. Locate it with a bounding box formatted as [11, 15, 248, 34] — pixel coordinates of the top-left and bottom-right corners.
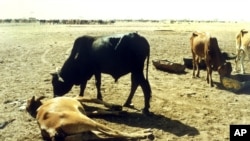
[0, 21, 250, 141]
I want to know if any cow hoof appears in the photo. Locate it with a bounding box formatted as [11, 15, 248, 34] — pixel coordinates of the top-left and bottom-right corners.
[233, 69, 239, 73]
[240, 72, 245, 74]
[110, 105, 123, 111]
[148, 134, 155, 140]
[142, 109, 153, 116]
[97, 97, 103, 101]
[123, 103, 134, 108]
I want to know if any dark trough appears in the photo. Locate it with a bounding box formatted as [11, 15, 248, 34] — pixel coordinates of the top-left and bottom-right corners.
[221, 74, 250, 92]
[152, 59, 185, 73]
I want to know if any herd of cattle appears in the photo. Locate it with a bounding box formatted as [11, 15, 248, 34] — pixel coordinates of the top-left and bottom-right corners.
[26, 29, 250, 141]
[0, 19, 115, 25]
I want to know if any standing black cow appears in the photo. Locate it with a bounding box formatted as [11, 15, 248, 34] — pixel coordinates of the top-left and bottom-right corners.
[51, 32, 152, 114]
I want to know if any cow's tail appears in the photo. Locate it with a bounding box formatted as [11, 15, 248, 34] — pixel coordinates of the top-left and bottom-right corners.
[145, 43, 152, 98]
[146, 49, 150, 81]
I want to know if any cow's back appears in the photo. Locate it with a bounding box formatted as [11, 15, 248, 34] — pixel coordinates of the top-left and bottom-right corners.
[236, 30, 250, 48]
[90, 33, 149, 77]
[190, 32, 211, 58]
[90, 35, 126, 75]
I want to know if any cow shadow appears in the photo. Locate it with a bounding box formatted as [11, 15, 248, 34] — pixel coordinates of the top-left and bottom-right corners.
[161, 70, 188, 75]
[215, 73, 250, 94]
[92, 111, 199, 137]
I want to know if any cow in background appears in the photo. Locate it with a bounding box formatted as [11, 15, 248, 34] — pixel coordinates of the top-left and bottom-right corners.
[234, 29, 250, 74]
[190, 31, 232, 87]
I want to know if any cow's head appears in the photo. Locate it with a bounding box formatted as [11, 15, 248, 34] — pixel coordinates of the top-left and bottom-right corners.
[218, 62, 232, 77]
[240, 29, 248, 37]
[26, 96, 45, 118]
[51, 72, 73, 97]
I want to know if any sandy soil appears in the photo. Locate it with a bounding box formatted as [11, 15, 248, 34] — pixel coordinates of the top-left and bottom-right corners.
[0, 21, 250, 141]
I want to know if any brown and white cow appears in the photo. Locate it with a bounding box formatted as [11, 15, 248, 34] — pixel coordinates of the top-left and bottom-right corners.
[235, 29, 250, 74]
[26, 96, 153, 141]
[190, 31, 232, 87]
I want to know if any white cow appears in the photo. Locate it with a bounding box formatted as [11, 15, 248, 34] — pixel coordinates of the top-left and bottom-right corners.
[235, 29, 250, 74]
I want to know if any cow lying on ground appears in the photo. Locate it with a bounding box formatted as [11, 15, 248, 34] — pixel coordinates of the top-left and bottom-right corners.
[26, 96, 153, 141]
[235, 29, 250, 74]
[190, 31, 232, 87]
[51, 32, 151, 114]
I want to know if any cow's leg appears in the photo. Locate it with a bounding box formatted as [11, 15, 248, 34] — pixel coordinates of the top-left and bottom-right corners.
[80, 80, 88, 96]
[76, 97, 122, 111]
[94, 73, 103, 100]
[234, 49, 240, 73]
[206, 66, 213, 87]
[206, 68, 209, 84]
[124, 73, 139, 108]
[125, 73, 151, 114]
[140, 78, 151, 115]
[192, 53, 196, 78]
[195, 56, 200, 77]
[59, 112, 152, 139]
[239, 50, 246, 74]
[235, 58, 239, 73]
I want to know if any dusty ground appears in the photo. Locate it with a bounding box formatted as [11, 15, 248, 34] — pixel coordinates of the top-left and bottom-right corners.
[0, 21, 250, 141]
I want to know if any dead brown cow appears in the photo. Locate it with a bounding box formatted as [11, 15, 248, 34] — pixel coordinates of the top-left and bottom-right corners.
[26, 96, 153, 141]
[190, 31, 232, 87]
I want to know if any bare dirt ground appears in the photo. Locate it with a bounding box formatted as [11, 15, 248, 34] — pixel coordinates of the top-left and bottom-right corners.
[0, 21, 250, 141]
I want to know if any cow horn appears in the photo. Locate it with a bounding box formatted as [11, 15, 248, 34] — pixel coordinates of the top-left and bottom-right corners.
[58, 74, 64, 82]
[50, 67, 60, 76]
[56, 67, 60, 73]
[53, 67, 64, 82]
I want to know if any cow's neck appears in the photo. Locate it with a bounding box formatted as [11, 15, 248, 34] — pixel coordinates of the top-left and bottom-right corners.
[214, 52, 225, 70]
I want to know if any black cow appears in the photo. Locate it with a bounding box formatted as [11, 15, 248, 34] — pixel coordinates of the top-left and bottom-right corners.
[51, 32, 152, 114]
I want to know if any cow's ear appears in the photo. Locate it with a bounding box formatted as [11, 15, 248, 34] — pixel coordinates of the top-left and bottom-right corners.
[192, 32, 198, 37]
[50, 72, 57, 76]
[31, 96, 35, 102]
[37, 96, 46, 101]
[26, 96, 35, 111]
[50, 71, 64, 82]
[241, 29, 248, 36]
[221, 52, 237, 60]
[241, 29, 248, 33]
